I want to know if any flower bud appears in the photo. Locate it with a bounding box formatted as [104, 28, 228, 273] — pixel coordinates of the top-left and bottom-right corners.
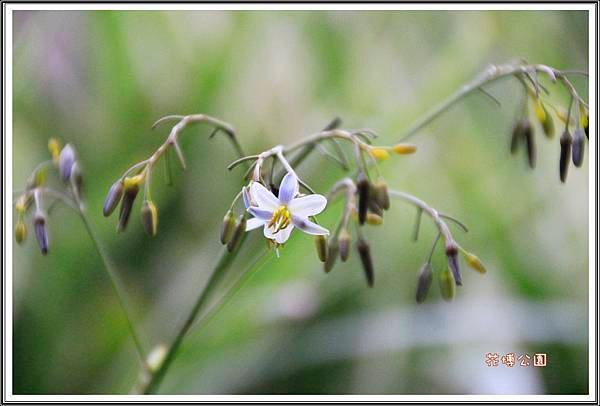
[15, 194, 30, 214]
[465, 252, 486, 274]
[369, 147, 390, 161]
[356, 237, 374, 287]
[372, 180, 390, 210]
[356, 173, 370, 225]
[34, 213, 49, 255]
[141, 200, 158, 237]
[559, 130, 572, 183]
[103, 181, 124, 217]
[220, 210, 236, 245]
[48, 138, 61, 163]
[523, 121, 536, 169]
[15, 220, 27, 245]
[366, 213, 383, 226]
[324, 236, 338, 273]
[538, 102, 554, 139]
[227, 215, 246, 252]
[510, 120, 524, 155]
[392, 143, 417, 155]
[445, 241, 462, 286]
[439, 268, 456, 302]
[415, 263, 433, 304]
[34, 167, 47, 187]
[572, 128, 586, 168]
[70, 161, 84, 202]
[338, 229, 350, 262]
[580, 106, 589, 139]
[59, 143, 76, 181]
[117, 183, 139, 232]
[315, 234, 328, 262]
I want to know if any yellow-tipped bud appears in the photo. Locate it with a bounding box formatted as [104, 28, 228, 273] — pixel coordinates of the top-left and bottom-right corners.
[15, 220, 27, 244]
[534, 99, 546, 122]
[124, 173, 145, 189]
[465, 252, 486, 274]
[392, 143, 417, 155]
[366, 213, 383, 225]
[369, 147, 390, 161]
[34, 167, 47, 187]
[48, 138, 61, 163]
[15, 194, 29, 214]
[141, 200, 158, 237]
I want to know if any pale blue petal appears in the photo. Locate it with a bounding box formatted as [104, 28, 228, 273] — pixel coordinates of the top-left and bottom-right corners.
[288, 194, 327, 217]
[246, 217, 265, 231]
[250, 182, 279, 210]
[248, 207, 273, 220]
[291, 215, 329, 235]
[278, 172, 299, 204]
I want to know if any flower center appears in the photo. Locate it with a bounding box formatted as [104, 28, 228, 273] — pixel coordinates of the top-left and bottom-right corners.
[268, 206, 291, 233]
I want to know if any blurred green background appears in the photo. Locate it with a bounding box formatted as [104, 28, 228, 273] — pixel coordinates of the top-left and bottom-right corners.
[12, 10, 589, 395]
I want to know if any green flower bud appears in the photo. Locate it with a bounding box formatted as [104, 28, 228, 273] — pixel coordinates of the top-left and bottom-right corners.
[416, 263, 433, 304]
[220, 210, 236, 245]
[227, 215, 246, 253]
[324, 236, 338, 273]
[141, 200, 158, 237]
[71, 161, 84, 202]
[315, 234, 328, 263]
[373, 180, 390, 210]
[15, 220, 27, 245]
[439, 268, 456, 302]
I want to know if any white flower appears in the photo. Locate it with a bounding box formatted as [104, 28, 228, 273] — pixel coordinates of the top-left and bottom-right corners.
[243, 172, 328, 244]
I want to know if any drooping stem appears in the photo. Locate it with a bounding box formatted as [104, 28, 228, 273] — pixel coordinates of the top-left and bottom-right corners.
[397, 62, 588, 142]
[78, 208, 148, 369]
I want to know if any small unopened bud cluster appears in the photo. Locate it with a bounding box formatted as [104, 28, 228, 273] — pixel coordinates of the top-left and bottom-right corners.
[219, 208, 247, 253]
[15, 138, 85, 255]
[509, 79, 587, 183]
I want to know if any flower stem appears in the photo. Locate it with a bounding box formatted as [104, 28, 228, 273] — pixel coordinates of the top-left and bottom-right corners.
[78, 208, 148, 369]
[140, 240, 249, 394]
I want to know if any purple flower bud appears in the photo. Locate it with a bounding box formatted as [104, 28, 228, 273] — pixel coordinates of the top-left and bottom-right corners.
[445, 241, 462, 286]
[416, 263, 433, 304]
[59, 144, 76, 181]
[559, 130, 572, 183]
[357, 237, 374, 287]
[356, 173, 370, 225]
[34, 213, 49, 255]
[117, 184, 139, 232]
[572, 128, 585, 168]
[523, 121, 536, 169]
[103, 181, 124, 217]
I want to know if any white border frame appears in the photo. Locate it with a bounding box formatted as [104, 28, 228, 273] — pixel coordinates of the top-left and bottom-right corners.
[3, 2, 597, 403]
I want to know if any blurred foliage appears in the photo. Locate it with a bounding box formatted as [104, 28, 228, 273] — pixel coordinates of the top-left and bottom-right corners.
[12, 10, 588, 394]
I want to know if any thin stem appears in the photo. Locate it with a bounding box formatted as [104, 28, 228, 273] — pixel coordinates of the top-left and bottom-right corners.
[140, 243, 246, 394]
[78, 209, 148, 369]
[397, 63, 588, 142]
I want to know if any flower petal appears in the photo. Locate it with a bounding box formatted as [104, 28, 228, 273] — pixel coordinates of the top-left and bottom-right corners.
[278, 172, 299, 204]
[246, 217, 265, 231]
[288, 194, 327, 217]
[242, 186, 251, 209]
[248, 206, 273, 220]
[263, 224, 294, 244]
[291, 215, 329, 235]
[250, 182, 279, 210]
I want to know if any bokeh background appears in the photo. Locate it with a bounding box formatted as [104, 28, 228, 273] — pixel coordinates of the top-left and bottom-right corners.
[12, 10, 589, 395]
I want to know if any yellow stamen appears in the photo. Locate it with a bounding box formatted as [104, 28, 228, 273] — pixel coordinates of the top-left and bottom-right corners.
[268, 206, 292, 233]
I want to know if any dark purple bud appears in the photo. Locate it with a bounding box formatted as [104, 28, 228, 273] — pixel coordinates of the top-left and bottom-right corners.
[357, 237, 374, 287]
[559, 130, 572, 183]
[416, 263, 433, 304]
[522, 121, 536, 169]
[445, 241, 462, 286]
[59, 144, 76, 181]
[356, 173, 370, 225]
[572, 128, 585, 168]
[103, 181, 124, 217]
[34, 213, 49, 255]
[117, 184, 139, 232]
[510, 120, 524, 155]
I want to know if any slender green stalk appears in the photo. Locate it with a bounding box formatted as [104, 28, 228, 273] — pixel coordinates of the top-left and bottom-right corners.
[78, 209, 148, 368]
[140, 238, 250, 394]
[397, 62, 587, 142]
